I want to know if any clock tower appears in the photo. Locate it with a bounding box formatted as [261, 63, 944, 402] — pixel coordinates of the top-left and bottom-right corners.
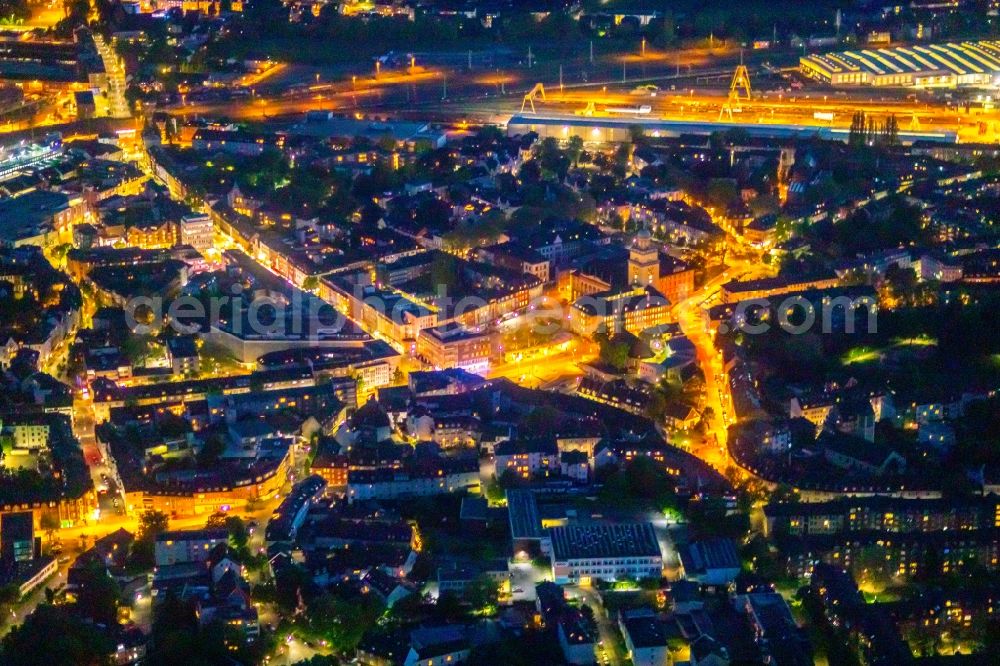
[628, 228, 659, 286]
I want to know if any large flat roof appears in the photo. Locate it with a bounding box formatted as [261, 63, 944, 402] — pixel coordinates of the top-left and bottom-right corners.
[506, 114, 957, 144]
[549, 522, 662, 561]
[0, 190, 70, 242]
[802, 41, 1000, 79]
[506, 489, 543, 540]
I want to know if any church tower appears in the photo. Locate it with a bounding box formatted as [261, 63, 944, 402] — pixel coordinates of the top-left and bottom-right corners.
[628, 228, 659, 286]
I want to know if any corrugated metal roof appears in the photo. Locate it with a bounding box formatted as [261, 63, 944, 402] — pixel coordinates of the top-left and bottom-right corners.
[802, 40, 1000, 79]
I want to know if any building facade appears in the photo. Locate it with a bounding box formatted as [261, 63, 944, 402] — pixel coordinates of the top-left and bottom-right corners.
[549, 523, 663, 584]
[416, 325, 493, 376]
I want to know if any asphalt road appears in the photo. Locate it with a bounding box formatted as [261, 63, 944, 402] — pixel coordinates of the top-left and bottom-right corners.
[487, 337, 597, 389]
[569, 585, 626, 666]
[673, 256, 773, 471]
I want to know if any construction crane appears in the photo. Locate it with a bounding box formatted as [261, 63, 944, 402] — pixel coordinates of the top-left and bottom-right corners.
[521, 83, 546, 113]
[719, 56, 753, 121]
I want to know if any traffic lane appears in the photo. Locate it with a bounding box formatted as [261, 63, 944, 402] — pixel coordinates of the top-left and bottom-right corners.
[567, 585, 626, 666]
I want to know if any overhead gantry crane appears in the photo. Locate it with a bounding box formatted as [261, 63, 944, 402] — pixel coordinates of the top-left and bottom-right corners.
[521, 83, 546, 113]
[719, 58, 753, 121]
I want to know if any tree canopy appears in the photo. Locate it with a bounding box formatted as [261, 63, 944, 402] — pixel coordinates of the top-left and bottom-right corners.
[1, 604, 113, 666]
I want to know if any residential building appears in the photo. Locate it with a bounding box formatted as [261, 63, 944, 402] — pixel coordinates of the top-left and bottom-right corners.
[0, 512, 34, 563]
[620, 610, 671, 666]
[720, 274, 840, 304]
[346, 458, 480, 503]
[560, 450, 589, 483]
[763, 495, 1000, 538]
[495, 438, 559, 479]
[166, 336, 199, 377]
[734, 592, 812, 666]
[5, 417, 51, 450]
[478, 242, 550, 284]
[820, 433, 906, 476]
[264, 475, 327, 543]
[557, 608, 598, 665]
[126, 218, 176, 249]
[153, 529, 228, 566]
[191, 127, 286, 156]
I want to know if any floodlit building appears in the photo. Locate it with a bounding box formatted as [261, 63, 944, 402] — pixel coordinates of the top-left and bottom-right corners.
[178, 213, 214, 251]
[549, 522, 663, 584]
[800, 41, 1000, 88]
[416, 324, 492, 376]
[4, 416, 51, 450]
[569, 285, 672, 336]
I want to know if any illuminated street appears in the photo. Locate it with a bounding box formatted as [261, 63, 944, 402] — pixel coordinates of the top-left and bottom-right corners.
[673, 257, 774, 470]
[0, 2, 997, 665]
[488, 336, 597, 389]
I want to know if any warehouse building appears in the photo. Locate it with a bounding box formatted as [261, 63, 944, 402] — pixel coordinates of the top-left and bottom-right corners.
[800, 41, 1000, 88]
[505, 114, 957, 144]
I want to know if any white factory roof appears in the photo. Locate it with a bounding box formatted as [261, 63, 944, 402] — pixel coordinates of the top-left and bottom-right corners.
[801, 41, 1000, 78]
